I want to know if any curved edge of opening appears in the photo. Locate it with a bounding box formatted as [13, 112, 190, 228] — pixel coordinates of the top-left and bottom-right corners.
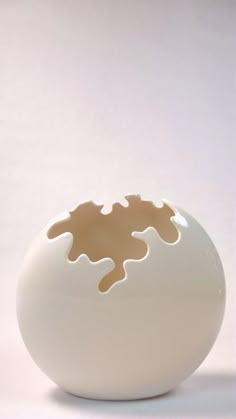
[46, 194, 183, 293]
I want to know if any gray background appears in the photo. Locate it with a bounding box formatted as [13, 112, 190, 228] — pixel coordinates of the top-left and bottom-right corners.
[0, 1, 235, 418]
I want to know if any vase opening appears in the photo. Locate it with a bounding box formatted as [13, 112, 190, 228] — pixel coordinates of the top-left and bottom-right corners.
[47, 195, 179, 292]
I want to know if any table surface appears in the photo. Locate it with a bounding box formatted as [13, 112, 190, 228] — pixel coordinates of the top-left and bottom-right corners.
[0, 1, 235, 418]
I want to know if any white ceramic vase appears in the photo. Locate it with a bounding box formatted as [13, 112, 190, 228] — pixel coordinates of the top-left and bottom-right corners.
[17, 195, 225, 400]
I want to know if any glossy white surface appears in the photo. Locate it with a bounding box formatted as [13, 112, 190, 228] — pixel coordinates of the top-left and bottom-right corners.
[17, 202, 225, 400]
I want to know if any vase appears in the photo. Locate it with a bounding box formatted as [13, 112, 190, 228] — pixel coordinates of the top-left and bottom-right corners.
[16, 194, 225, 400]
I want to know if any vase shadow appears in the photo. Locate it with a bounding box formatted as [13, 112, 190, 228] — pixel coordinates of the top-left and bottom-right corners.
[48, 372, 236, 417]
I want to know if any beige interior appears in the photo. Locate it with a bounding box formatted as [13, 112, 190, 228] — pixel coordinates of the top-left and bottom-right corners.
[48, 195, 179, 292]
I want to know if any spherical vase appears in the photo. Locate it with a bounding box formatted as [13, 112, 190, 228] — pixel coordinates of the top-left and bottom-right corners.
[16, 195, 225, 400]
